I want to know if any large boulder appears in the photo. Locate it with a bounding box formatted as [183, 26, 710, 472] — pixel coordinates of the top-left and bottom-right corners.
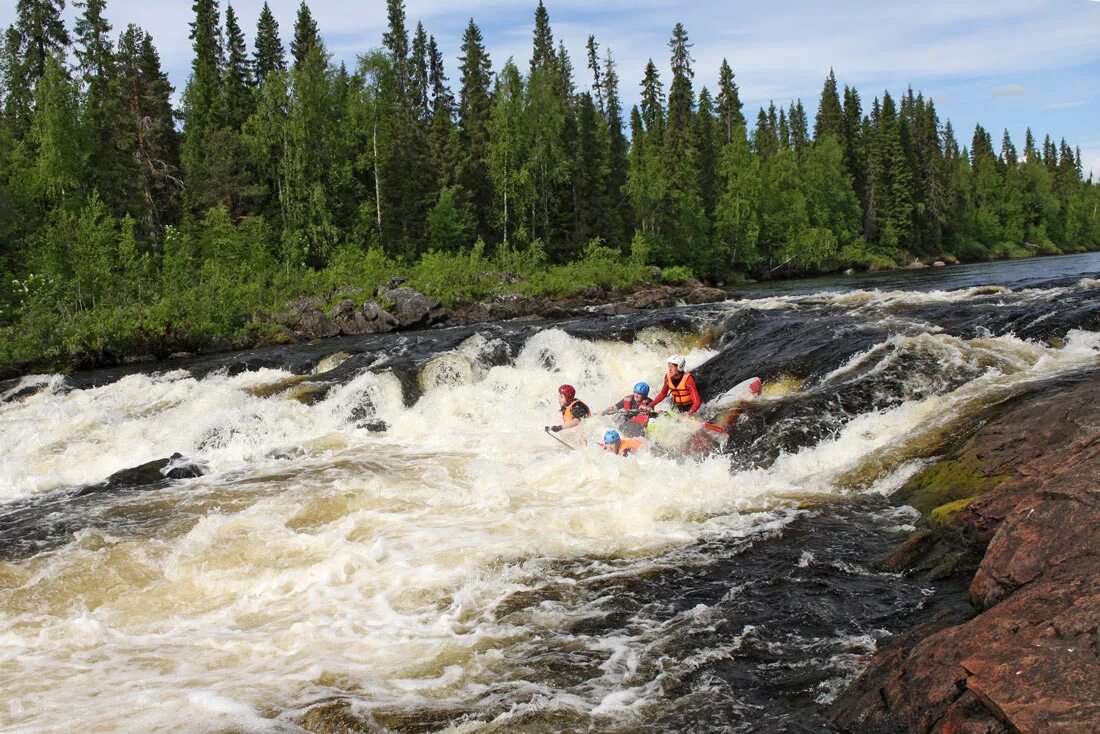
[685, 286, 728, 304]
[77, 453, 205, 496]
[290, 297, 340, 339]
[626, 288, 674, 309]
[381, 286, 451, 328]
[327, 299, 399, 335]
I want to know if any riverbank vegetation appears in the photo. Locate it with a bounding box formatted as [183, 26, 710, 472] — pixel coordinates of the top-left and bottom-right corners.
[2, 0, 1098, 371]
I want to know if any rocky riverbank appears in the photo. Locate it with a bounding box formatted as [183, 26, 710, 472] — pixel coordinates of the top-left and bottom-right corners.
[831, 370, 1100, 733]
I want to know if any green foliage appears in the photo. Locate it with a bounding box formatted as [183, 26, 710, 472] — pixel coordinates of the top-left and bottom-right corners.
[2, 5, 1098, 372]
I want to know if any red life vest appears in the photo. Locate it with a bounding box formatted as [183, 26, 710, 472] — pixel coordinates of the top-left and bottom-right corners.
[620, 395, 652, 426]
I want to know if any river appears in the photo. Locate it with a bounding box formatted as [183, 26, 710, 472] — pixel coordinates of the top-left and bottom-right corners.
[2, 252, 1099, 733]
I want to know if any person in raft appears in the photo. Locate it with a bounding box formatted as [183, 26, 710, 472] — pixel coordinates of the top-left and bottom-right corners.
[601, 381, 654, 437]
[600, 429, 644, 456]
[546, 384, 591, 432]
[648, 354, 702, 416]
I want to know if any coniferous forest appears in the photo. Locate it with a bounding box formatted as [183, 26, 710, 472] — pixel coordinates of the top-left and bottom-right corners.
[1, 0, 1098, 370]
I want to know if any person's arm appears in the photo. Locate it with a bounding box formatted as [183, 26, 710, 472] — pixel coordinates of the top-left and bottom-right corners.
[686, 375, 702, 415]
[602, 398, 626, 415]
[650, 382, 669, 408]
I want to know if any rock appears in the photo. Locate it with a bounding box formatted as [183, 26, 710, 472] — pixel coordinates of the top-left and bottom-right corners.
[626, 288, 673, 309]
[582, 285, 606, 300]
[833, 374, 1100, 733]
[486, 292, 536, 320]
[374, 276, 406, 296]
[903, 259, 929, 269]
[168, 351, 193, 360]
[122, 353, 157, 365]
[933, 260, 947, 267]
[328, 299, 398, 335]
[198, 336, 232, 354]
[231, 334, 255, 351]
[296, 307, 340, 339]
[381, 287, 450, 328]
[684, 286, 727, 304]
[78, 453, 204, 496]
[498, 270, 522, 284]
[588, 302, 640, 316]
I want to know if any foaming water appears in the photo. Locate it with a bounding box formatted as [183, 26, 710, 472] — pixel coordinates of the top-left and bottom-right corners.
[1, 273, 1099, 731]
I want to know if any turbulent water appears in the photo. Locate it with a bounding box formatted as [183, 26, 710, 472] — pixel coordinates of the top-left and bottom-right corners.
[2, 253, 1099, 734]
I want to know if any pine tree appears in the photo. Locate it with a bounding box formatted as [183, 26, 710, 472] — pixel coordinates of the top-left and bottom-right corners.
[253, 2, 285, 86]
[427, 34, 456, 186]
[222, 4, 253, 130]
[14, 0, 70, 84]
[789, 100, 809, 158]
[531, 0, 556, 72]
[456, 19, 494, 239]
[585, 35, 603, 110]
[640, 60, 664, 133]
[601, 47, 631, 245]
[291, 1, 320, 70]
[814, 68, 842, 141]
[716, 58, 745, 143]
[180, 0, 224, 213]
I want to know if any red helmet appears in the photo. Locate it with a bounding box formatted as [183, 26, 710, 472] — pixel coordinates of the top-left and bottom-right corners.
[558, 384, 576, 401]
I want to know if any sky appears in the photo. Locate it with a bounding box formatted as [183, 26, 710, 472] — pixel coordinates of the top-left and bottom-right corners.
[3, 0, 1099, 177]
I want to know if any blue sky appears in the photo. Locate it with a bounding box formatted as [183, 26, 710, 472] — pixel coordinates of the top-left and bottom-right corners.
[4, 0, 1099, 176]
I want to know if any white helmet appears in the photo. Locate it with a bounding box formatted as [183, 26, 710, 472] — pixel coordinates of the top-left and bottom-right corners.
[667, 354, 686, 370]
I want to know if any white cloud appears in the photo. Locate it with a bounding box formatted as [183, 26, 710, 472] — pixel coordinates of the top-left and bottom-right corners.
[992, 84, 1027, 97]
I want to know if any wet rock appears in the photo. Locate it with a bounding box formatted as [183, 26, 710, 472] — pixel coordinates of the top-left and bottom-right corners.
[684, 286, 727, 304]
[198, 336, 232, 354]
[122, 353, 157, 365]
[933, 260, 947, 267]
[328, 299, 398, 335]
[588, 302, 640, 316]
[168, 351, 193, 360]
[626, 288, 674, 309]
[487, 292, 537, 320]
[902, 260, 929, 269]
[833, 373, 1100, 733]
[78, 453, 204, 496]
[381, 286, 451, 328]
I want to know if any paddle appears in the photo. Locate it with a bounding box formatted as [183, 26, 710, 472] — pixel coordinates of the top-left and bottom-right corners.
[544, 425, 576, 451]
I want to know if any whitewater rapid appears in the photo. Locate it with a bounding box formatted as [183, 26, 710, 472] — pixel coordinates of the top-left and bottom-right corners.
[1, 277, 1099, 733]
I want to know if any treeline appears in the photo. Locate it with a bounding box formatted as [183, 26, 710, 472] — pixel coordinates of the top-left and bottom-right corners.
[1, 0, 1098, 369]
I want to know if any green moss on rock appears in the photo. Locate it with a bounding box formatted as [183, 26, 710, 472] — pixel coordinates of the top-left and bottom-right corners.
[894, 452, 1008, 517]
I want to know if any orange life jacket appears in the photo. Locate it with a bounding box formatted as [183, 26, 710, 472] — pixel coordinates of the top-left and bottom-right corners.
[666, 371, 695, 409]
[617, 437, 644, 456]
[561, 399, 588, 424]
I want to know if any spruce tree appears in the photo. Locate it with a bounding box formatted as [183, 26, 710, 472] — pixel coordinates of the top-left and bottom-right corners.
[410, 23, 430, 119]
[602, 48, 631, 245]
[789, 100, 809, 158]
[585, 35, 603, 110]
[840, 85, 864, 208]
[814, 68, 842, 140]
[531, 1, 556, 74]
[222, 4, 253, 130]
[695, 87, 721, 218]
[180, 0, 224, 213]
[716, 58, 745, 143]
[291, 2, 320, 70]
[14, 0, 70, 84]
[456, 19, 494, 239]
[253, 2, 285, 86]
[427, 34, 456, 186]
[639, 60, 664, 133]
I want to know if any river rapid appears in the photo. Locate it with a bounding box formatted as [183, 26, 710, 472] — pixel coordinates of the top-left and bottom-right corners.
[2, 253, 1100, 733]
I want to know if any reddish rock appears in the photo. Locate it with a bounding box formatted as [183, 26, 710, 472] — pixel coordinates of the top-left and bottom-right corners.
[833, 373, 1100, 733]
[626, 288, 674, 309]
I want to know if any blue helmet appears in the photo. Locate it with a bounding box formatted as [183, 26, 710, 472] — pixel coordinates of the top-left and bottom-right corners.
[633, 381, 650, 397]
[603, 429, 622, 444]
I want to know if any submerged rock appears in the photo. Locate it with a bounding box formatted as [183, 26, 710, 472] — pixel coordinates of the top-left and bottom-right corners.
[77, 453, 205, 496]
[833, 373, 1100, 733]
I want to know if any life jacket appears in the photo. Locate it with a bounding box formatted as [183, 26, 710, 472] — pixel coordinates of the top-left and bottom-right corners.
[620, 395, 652, 426]
[617, 437, 644, 456]
[666, 371, 695, 410]
[561, 399, 588, 424]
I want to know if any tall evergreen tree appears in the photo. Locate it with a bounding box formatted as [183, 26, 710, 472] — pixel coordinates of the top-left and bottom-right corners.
[789, 100, 809, 158]
[456, 19, 494, 238]
[585, 35, 603, 110]
[180, 0, 224, 212]
[252, 2, 285, 86]
[427, 34, 456, 186]
[814, 68, 842, 140]
[410, 22, 430, 119]
[290, 1, 320, 70]
[601, 47, 631, 245]
[639, 59, 664, 133]
[14, 0, 70, 84]
[695, 87, 721, 218]
[716, 58, 745, 143]
[222, 4, 253, 130]
[531, 0, 556, 73]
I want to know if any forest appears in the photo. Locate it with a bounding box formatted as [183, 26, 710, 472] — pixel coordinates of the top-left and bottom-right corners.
[2, 0, 1098, 370]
